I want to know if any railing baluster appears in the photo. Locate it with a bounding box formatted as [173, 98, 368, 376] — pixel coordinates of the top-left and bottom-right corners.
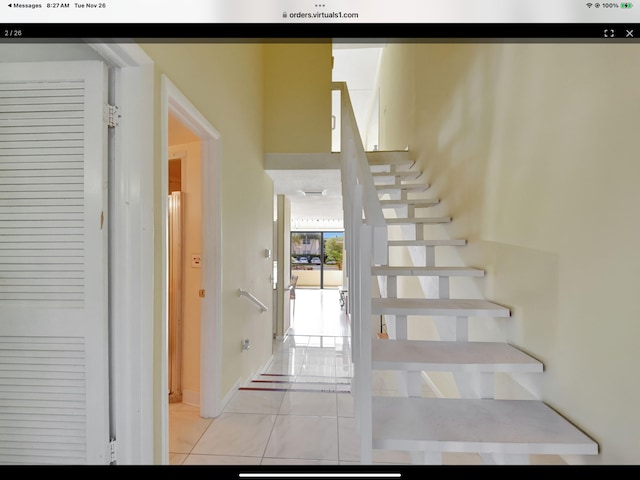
[334, 81, 387, 464]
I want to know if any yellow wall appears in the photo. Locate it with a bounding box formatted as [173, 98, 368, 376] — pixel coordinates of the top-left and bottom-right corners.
[142, 42, 336, 463]
[378, 43, 640, 464]
[263, 43, 332, 153]
[377, 43, 414, 151]
[140, 43, 274, 461]
[168, 142, 201, 401]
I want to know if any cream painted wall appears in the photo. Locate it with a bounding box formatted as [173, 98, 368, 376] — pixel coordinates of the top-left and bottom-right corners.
[264, 43, 332, 153]
[140, 43, 274, 461]
[378, 43, 640, 464]
[168, 142, 201, 403]
[377, 43, 414, 151]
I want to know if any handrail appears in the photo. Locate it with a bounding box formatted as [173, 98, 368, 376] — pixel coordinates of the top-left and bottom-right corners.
[238, 288, 268, 313]
[332, 81, 388, 265]
[333, 81, 387, 464]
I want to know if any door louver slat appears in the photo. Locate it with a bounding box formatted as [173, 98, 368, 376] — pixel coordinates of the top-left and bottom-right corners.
[0, 80, 85, 310]
[0, 336, 86, 464]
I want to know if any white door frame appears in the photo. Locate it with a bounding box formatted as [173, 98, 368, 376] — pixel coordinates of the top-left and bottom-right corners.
[89, 43, 156, 464]
[161, 77, 223, 426]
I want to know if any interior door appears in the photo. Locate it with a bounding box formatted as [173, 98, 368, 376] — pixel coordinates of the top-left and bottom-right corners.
[0, 61, 110, 464]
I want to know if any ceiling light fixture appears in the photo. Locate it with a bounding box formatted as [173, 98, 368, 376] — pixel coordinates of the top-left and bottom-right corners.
[299, 189, 327, 197]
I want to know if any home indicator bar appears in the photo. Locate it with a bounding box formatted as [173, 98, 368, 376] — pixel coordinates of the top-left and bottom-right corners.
[239, 474, 402, 478]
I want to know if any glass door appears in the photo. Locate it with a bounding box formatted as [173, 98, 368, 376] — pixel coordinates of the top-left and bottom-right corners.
[291, 231, 344, 289]
[322, 232, 344, 288]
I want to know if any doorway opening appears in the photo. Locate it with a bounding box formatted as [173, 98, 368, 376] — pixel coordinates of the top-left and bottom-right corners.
[167, 113, 201, 408]
[161, 76, 224, 442]
[167, 151, 185, 404]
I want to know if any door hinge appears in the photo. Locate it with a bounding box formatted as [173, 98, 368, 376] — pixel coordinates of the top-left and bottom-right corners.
[104, 103, 120, 128]
[109, 438, 117, 464]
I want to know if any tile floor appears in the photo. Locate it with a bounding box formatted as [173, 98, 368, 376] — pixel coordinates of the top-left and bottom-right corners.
[169, 288, 416, 466]
[168, 288, 564, 467]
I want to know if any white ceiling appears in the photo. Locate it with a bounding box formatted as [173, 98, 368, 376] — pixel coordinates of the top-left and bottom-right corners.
[269, 166, 344, 230]
[268, 44, 384, 231]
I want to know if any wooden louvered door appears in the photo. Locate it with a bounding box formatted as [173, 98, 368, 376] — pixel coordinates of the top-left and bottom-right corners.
[0, 61, 110, 464]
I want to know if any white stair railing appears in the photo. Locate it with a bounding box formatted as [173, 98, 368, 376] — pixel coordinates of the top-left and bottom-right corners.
[333, 81, 386, 464]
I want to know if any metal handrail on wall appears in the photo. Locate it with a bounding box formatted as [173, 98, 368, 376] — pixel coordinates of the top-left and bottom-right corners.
[333, 81, 387, 464]
[238, 288, 268, 313]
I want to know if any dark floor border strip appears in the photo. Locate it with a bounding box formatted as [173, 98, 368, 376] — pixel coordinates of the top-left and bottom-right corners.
[260, 373, 352, 379]
[251, 382, 340, 387]
[251, 380, 291, 383]
[239, 387, 352, 394]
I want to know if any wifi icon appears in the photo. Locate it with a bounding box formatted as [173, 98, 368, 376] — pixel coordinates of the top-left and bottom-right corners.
[587, 2, 593, 6]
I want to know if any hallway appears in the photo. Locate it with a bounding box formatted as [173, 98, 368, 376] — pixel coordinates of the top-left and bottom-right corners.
[168, 288, 414, 465]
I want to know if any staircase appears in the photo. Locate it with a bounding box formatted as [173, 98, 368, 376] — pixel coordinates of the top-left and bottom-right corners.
[349, 149, 599, 465]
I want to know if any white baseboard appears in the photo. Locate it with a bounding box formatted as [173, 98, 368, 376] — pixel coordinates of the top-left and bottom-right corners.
[220, 378, 242, 411]
[181, 389, 199, 407]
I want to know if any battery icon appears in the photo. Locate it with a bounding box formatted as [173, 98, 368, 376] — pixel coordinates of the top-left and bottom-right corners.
[621, 2, 633, 8]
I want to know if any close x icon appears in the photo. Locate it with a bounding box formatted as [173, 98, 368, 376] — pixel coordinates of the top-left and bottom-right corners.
[603, 27, 635, 37]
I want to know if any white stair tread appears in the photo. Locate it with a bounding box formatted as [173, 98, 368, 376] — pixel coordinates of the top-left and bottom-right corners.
[372, 397, 598, 456]
[386, 216, 451, 225]
[372, 171, 422, 180]
[376, 183, 429, 192]
[380, 199, 440, 208]
[372, 298, 511, 317]
[366, 150, 413, 167]
[388, 239, 467, 247]
[371, 339, 543, 373]
[372, 266, 484, 277]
